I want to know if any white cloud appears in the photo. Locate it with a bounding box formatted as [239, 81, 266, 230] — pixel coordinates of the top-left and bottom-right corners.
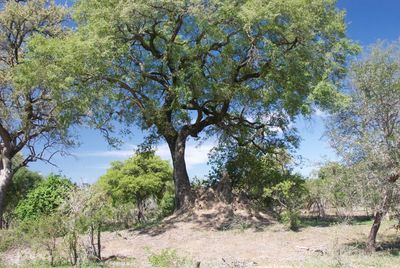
[155, 142, 215, 168]
[76, 142, 215, 169]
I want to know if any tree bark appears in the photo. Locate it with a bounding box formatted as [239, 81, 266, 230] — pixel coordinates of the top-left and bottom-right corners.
[167, 134, 193, 211]
[136, 197, 145, 223]
[366, 189, 392, 252]
[0, 153, 12, 229]
[97, 223, 101, 260]
[366, 210, 383, 252]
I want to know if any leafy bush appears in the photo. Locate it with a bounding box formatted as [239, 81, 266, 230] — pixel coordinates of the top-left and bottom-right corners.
[14, 174, 74, 221]
[2, 167, 44, 227]
[148, 248, 191, 268]
[264, 177, 307, 230]
[209, 143, 299, 206]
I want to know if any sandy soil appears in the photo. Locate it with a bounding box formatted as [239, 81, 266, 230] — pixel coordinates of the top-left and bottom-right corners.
[100, 219, 376, 267]
[2, 190, 399, 267]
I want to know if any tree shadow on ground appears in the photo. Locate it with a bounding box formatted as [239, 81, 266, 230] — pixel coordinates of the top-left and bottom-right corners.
[129, 206, 274, 237]
[346, 238, 400, 256]
[299, 215, 372, 229]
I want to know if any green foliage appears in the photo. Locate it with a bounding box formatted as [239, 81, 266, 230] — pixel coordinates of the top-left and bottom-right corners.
[209, 143, 299, 205]
[158, 182, 175, 217]
[21, 0, 359, 210]
[98, 153, 172, 204]
[97, 153, 173, 221]
[14, 175, 74, 222]
[148, 248, 191, 268]
[3, 167, 43, 226]
[264, 177, 306, 230]
[0, 0, 77, 170]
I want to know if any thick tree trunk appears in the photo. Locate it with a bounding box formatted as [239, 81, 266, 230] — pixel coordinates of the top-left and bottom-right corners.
[0, 155, 12, 229]
[167, 135, 193, 211]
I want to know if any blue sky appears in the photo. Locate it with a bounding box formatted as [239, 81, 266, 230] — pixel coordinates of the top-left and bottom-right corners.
[28, 0, 400, 183]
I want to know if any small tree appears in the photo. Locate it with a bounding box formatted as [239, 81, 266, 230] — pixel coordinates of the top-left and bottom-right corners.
[61, 185, 113, 263]
[264, 176, 306, 230]
[98, 153, 173, 223]
[306, 162, 366, 218]
[327, 42, 400, 252]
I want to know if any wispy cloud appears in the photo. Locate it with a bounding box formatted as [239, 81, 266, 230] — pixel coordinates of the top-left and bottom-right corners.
[85, 164, 111, 170]
[76, 142, 215, 169]
[75, 150, 136, 158]
[156, 143, 215, 168]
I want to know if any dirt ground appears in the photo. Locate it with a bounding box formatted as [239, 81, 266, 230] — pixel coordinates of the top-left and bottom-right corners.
[2, 190, 400, 267]
[2, 216, 400, 267]
[96, 217, 398, 267]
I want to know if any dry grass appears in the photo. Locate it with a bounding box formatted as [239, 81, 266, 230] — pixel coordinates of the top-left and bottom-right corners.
[1, 199, 399, 267]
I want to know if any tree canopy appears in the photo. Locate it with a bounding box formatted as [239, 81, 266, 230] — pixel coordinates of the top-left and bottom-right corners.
[327, 41, 400, 252]
[0, 0, 84, 224]
[22, 0, 358, 210]
[97, 153, 172, 221]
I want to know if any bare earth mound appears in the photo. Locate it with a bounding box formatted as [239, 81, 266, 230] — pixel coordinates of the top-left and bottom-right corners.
[166, 187, 275, 230]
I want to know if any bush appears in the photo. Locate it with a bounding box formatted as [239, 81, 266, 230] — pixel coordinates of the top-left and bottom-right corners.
[2, 167, 43, 227]
[264, 177, 307, 230]
[148, 248, 191, 268]
[14, 174, 74, 222]
[158, 182, 175, 217]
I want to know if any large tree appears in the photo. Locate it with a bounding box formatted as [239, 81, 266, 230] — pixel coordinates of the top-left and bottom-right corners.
[0, 0, 80, 224]
[30, 0, 357, 210]
[327, 42, 400, 252]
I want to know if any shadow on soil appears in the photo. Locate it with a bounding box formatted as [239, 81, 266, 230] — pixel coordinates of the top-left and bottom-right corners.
[299, 215, 373, 229]
[129, 207, 274, 237]
[132, 213, 373, 237]
[345, 239, 400, 256]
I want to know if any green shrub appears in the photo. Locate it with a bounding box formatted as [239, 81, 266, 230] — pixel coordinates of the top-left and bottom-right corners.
[280, 210, 301, 231]
[97, 153, 173, 222]
[148, 248, 191, 268]
[14, 174, 74, 221]
[264, 178, 306, 230]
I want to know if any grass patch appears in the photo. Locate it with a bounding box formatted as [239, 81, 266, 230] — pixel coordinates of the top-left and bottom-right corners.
[300, 215, 373, 228]
[289, 251, 400, 268]
[148, 248, 192, 268]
